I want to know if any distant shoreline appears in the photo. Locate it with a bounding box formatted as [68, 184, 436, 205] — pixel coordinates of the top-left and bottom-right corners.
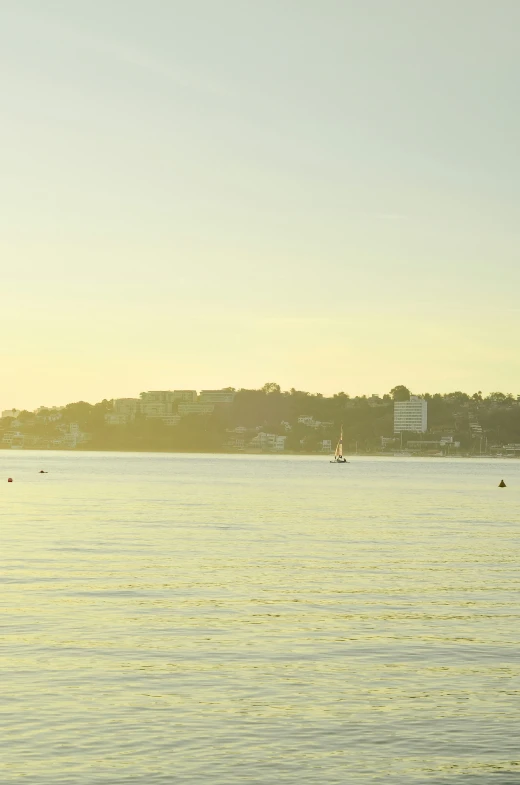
[0, 446, 516, 459]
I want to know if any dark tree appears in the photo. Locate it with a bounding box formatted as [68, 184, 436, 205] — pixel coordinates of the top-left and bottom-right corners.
[389, 385, 411, 402]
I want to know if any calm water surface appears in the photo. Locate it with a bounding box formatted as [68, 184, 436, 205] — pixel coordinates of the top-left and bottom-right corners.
[1, 452, 519, 784]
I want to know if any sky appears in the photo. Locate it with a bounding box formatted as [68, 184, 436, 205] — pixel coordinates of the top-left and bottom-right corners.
[1, 0, 520, 411]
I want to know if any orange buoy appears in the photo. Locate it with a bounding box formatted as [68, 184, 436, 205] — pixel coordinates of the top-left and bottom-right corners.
[499, 479, 506, 487]
[7, 478, 13, 482]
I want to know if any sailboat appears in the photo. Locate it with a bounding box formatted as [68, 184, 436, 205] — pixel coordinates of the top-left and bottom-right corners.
[330, 425, 348, 463]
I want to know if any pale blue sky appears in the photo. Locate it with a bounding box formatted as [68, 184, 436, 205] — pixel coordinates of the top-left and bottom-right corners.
[1, 1, 519, 409]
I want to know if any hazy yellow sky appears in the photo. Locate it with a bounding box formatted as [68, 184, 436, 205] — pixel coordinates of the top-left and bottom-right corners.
[2, 0, 519, 410]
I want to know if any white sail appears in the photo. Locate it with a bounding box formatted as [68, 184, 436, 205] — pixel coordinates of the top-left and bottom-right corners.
[334, 426, 343, 459]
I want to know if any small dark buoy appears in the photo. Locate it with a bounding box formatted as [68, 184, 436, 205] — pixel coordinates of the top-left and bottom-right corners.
[7, 478, 13, 483]
[499, 479, 506, 488]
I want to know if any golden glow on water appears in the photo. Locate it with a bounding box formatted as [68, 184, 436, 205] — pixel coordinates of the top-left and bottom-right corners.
[1, 453, 519, 783]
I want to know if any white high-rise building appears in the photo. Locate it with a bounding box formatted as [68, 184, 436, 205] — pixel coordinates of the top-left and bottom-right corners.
[394, 396, 427, 433]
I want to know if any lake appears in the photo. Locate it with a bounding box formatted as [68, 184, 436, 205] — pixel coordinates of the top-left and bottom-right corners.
[1, 452, 519, 784]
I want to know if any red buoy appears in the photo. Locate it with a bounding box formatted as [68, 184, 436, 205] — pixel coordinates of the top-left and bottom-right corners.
[7, 478, 13, 482]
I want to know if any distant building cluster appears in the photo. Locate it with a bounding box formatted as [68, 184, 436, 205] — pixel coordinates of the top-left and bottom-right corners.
[3, 387, 520, 456]
[1, 414, 88, 450]
[105, 389, 235, 426]
[297, 415, 333, 428]
[223, 423, 331, 453]
[106, 390, 332, 453]
[0, 390, 335, 454]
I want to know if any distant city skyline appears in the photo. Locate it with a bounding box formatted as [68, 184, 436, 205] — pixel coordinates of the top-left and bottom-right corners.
[2, 1, 520, 412]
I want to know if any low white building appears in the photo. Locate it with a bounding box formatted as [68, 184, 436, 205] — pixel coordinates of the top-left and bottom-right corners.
[172, 390, 197, 403]
[55, 422, 88, 447]
[178, 403, 215, 416]
[163, 415, 181, 426]
[250, 432, 286, 451]
[1, 409, 20, 419]
[271, 435, 286, 451]
[2, 431, 23, 445]
[381, 436, 398, 448]
[199, 390, 235, 404]
[297, 415, 332, 429]
[139, 392, 169, 418]
[105, 413, 129, 426]
[140, 402, 168, 418]
[113, 398, 140, 419]
[407, 439, 460, 450]
[225, 426, 250, 448]
[139, 391, 176, 418]
[35, 407, 63, 422]
[224, 436, 246, 449]
[394, 396, 427, 433]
